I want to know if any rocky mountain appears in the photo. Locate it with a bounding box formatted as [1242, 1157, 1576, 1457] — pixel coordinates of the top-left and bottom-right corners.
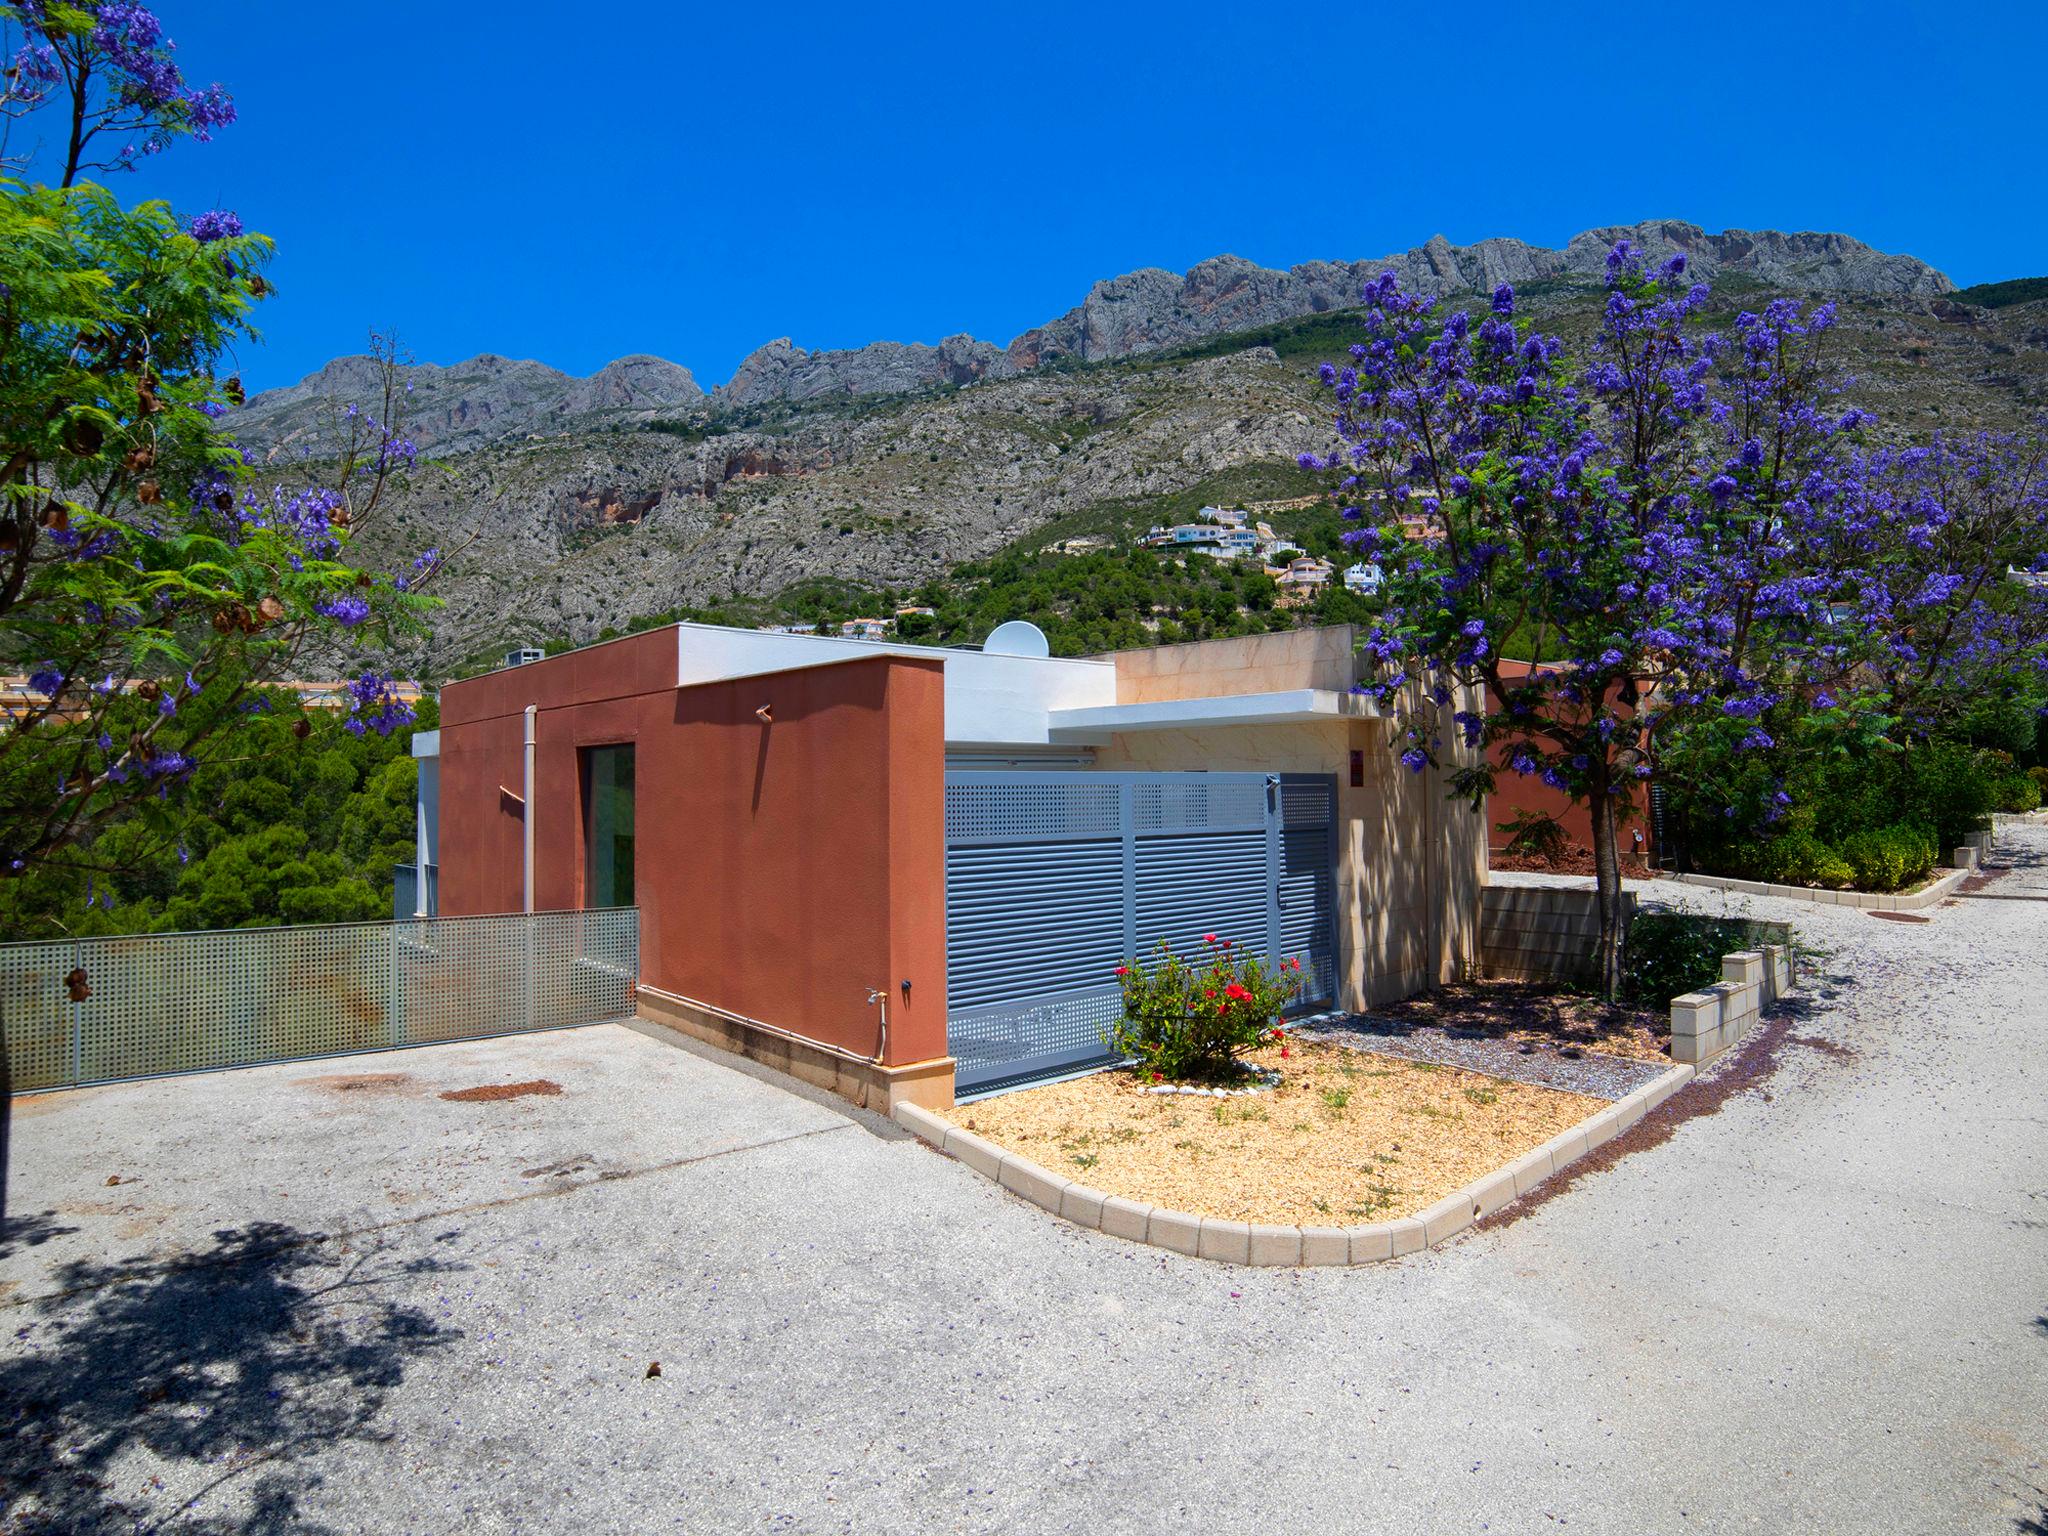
[239, 220, 1950, 449]
[232, 351, 703, 458]
[336, 274, 2046, 678]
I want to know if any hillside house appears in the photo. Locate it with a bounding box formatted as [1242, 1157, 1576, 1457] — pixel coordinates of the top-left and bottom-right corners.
[409, 622, 1484, 1111]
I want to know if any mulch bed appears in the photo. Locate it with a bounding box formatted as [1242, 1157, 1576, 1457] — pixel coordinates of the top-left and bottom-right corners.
[946, 1040, 1602, 1225]
[1489, 850, 1662, 878]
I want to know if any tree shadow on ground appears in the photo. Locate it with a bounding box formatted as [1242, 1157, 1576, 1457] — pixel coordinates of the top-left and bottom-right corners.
[1, 1221, 460, 1534]
[0, 1208, 80, 1263]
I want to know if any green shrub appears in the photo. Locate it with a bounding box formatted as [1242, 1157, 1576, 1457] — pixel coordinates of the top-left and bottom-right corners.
[1107, 937, 1301, 1083]
[1837, 822, 1938, 891]
[1994, 773, 2042, 813]
[2030, 765, 2048, 800]
[1622, 914, 1784, 1007]
[1744, 829, 1855, 888]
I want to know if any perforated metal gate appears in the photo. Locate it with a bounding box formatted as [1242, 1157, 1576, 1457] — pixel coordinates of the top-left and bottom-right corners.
[945, 772, 1336, 1096]
[0, 908, 638, 1094]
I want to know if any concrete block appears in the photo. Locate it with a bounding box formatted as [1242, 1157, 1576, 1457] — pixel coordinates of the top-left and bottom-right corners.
[1197, 1218, 1253, 1265]
[1582, 1105, 1623, 1151]
[1471, 1167, 1519, 1219]
[1059, 1183, 1106, 1230]
[893, 1102, 949, 1145]
[1721, 951, 1764, 987]
[1386, 1217, 1427, 1257]
[943, 1126, 1006, 1183]
[998, 1155, 1070, 1213]
[1247, 1223, 1303, 1267]
[1419, 1191, 1477, 1248]
[1952, 846, 1980, 870]
[1099, 1196, 1152, 1242]
[1347, 1225, 1396, 1264]
[1147, 1207, 1202, 1256]
[1508, 1146, 1555, 1197]
[1545, 1125, 1591, 1171]
[1299, 1225, 1350, 1266]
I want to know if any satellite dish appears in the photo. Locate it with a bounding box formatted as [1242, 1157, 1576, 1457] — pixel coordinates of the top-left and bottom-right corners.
[983, 620, 1051, 658]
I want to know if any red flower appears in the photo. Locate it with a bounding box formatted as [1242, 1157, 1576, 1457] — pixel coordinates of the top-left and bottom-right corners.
[1220, 938, 1233, 949]
[1203, 932, 1217, 945]
[1203, 988, 1217, 999]
[1115, 966, 1129, 977]
[1280, 1046, 1291, 1058]
[1223, 982, 1252, 1002]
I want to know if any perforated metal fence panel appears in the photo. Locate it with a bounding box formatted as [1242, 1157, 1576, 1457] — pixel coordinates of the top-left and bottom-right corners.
[1, 908, 637, 1094]
[945, 772, 1336, 1097]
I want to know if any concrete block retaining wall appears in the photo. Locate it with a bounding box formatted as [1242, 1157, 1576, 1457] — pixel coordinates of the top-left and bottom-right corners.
[1669, 944, 1794, 1065]
[1477, 886, 1635, 983]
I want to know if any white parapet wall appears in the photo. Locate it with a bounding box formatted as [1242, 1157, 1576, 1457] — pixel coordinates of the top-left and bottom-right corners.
[1669, 944, 1796, 1065]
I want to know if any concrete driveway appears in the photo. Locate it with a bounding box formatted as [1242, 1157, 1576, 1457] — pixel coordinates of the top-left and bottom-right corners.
[5, 829, 2046, 1535]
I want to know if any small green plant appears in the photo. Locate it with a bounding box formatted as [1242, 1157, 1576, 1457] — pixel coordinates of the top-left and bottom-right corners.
[1070, 1152, 1099, 1171]
[1496, 808, 1572, 862]
[1462, 1085, 1499, 1107]
[1107, 935, 1302, 1082]
[1321, 1086, 1352, 1112]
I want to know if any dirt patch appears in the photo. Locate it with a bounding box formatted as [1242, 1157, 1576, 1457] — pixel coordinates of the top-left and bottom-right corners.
[309, 1072, 415, 1095]
[439, 1079, 563, 1103]
[1868, 911, 1931, 924]
[946, 1041, 1602, 1225]
[1362, 979, 1670, 1062]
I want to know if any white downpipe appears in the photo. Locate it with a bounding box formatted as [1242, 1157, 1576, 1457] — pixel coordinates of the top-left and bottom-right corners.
[413, 788, 429, 917]
[522, 704, 537, 914]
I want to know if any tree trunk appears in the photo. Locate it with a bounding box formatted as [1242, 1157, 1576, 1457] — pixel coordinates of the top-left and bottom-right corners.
[1588, 764, 1626, 1001]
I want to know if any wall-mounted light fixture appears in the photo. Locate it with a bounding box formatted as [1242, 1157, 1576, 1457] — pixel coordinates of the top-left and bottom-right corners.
[755, 703, 773, 723]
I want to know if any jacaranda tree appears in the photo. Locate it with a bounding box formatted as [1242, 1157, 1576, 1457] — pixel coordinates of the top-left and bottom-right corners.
[1303, 244, 1870, 997]
[0, 1, 437, 890]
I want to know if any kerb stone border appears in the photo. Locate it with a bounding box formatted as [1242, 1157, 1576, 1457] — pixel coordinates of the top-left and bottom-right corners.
[893, 1060, 1695, 1267]
[1666, 863, 1969, 911]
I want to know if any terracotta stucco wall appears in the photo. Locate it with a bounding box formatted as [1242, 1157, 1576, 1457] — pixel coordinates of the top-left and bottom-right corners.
[437, 638, 948, 1065]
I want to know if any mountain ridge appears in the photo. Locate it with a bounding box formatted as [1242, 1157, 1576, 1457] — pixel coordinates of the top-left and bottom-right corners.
[235, 219, 1955, 455]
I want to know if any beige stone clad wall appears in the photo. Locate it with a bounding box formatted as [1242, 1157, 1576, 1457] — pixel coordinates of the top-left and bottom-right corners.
[1106, 626, 1362, 703]
[1092, 628, 1488, 1012]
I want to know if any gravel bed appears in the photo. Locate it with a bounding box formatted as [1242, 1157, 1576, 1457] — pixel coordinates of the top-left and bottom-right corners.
[1297, 1015, 1671, 1099]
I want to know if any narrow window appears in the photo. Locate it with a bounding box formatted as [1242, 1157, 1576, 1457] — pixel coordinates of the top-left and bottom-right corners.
[583, 745, 636, 908]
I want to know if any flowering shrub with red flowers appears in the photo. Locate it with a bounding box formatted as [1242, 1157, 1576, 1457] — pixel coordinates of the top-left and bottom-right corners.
[1106, 934, 1303, 1083]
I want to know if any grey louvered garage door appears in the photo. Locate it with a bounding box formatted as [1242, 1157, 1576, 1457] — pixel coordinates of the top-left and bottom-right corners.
[945, 771, 1337, 1097]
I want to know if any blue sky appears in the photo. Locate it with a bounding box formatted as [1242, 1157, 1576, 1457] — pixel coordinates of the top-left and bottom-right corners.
[93, 0, 2048, 392]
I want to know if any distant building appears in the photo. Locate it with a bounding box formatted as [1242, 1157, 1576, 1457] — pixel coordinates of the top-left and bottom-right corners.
[504, 646, 546, 668]
[1275, 557, 1336, 608]
[1342, 562, 1383, 595]
[839, 617, 890, 641]
[894, 606, 937, 619]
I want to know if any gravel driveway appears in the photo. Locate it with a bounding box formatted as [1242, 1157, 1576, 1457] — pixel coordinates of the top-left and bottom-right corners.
[4, 828, 2046, 1535]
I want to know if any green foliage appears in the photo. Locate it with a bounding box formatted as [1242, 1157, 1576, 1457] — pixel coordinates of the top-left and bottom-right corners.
[1106, 937, 1302, 1083]
[1948, 275, 2048, 310]
[1835, 823, 1939, 893]
[0, 692, 434, 938]
[1496, 808, 1570, 862]
[1, 132, 435, 872]
[1995, 770, 2042, 813]
[1735, 829, 1855, 889]
[1622, 914, 1784, 1007]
